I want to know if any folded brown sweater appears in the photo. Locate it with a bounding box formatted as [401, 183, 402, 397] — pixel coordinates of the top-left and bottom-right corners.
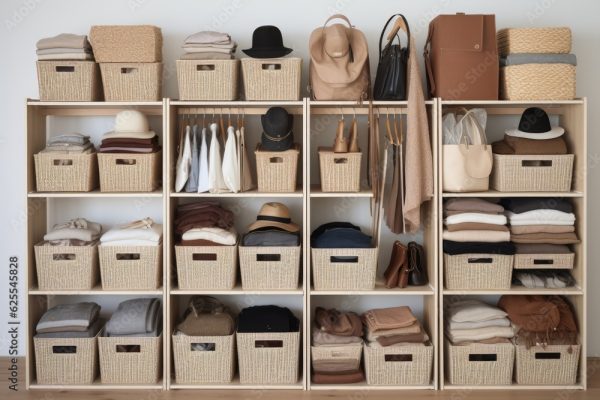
[492, 135, 568, 155]
[363, 306, 417, 334]
[510, 224, 575, 235]
[446, 222, 509, 232]
[444, 198, 504, 213]
[376, 331, 428, 347]
[178, 239, 225, 246]
[315, 308, 363, 337]
[312, 369, 365, 384]
[510, 231, 580, 244]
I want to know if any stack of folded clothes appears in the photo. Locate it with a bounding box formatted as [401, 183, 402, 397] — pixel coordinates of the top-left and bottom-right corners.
[43, 218, 102, 247]
[36, 302, 102, 338]
[503, 198, 579, 245]
[443, 198, 510, 243]
[237, 305, 299, 333]
[180, 31, 236, 60]
[363, 306, 429, 347]
[100, 217, 162, 247]
[513, 269, 575, 289]
[40, 133, 94, 155]
[445, 300, 514, 345]
[312, 307, 364, 384]
[492, 107, 568, 155]
[36, 33, 93, 61]
[175, 296, 234, 343]
[311, 222, 372, 248]
[243, 202, 300, 247]
[499, 295, 578, 348]
[105, 298, 161, 337]
[175, 202, 237, 246]
[99, 110, 160, 154]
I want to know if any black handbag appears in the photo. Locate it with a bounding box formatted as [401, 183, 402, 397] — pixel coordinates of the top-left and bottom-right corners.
[373, 14, 410, 100]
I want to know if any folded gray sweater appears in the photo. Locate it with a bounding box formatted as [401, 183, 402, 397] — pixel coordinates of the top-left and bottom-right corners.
[37, 302, 100, 333]
[105, 298, 161, 337]
[35, 319, 104, 339]
[501, 53, 577, 67]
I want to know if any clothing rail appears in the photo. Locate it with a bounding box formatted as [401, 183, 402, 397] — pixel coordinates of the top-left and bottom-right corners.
[176, 107, 304, 115]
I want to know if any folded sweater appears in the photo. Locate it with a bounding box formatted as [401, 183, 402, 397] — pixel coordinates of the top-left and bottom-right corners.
[445, 213, 507, 226]
[447, 300, 507, 323]
[100, 220, 162, 244]
[363, 306, 417, 333]
[502, 198, 574, 214]
[500, 53, 577, 66]
[510, 224, 575, 234]
[444, 198, 504, 213]
[507, 210, 575, 224]
[447, 317, 511, 330]
[446, 326, 514, 344]
[105, 298, 161, 337]
[446, 222, 509, 232]
[181, 227, 237, 245]
[442, 229, 511, 243]
[443, 240, 516, 255]
[37, 302, 100, 333]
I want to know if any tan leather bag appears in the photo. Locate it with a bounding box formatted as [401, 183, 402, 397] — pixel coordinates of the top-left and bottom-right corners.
[424, 13, 499, 100]
[309, 14, 371, 100]
[443, 109, 493, 192]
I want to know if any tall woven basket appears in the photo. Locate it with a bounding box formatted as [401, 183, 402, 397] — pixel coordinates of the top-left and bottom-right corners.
[99, 245, 162, 290]
[241, 58, 302, 100]
[318, 148, 362, 192]
[515, 343, 580, 385]
[98, 150, 161, 192]
[98, 334, 162, 384]
[239, 245, 301, 290]
[34, 152, 98, 192]
[37, 61, 102, 101]
[255, 145, 299, 192]
[311, 247, 378, 290]
[443, 253, 513, 290]
[172, 333, 235, 384]
[34, 242, 98, 290]
[364, 343, 433, 386]
[34, 334, 99, 385]
[175, 244, 237, 290]
[176, 59, 239, 100]
[445, 340, 515, 385]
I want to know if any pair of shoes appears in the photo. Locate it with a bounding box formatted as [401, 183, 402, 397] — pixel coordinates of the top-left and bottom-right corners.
[333, 117, 359, 153]
[383, 241, 429, 288]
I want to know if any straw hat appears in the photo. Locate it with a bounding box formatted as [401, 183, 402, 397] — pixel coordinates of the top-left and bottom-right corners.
[247, 202, 299, 233]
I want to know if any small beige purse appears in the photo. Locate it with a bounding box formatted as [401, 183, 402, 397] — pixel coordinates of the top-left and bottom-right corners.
[442, 109, 493, 192]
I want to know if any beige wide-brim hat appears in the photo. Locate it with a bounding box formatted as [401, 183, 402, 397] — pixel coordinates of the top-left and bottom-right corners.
[247, 202, 299, 233]
[103, 110, 156, 139]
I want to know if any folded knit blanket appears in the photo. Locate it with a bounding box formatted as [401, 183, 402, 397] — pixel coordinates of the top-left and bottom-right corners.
[446, 222, 509, 232]
[182, 226, 237, 245]
[498, 295, 577, 334]
[100, 219, 162, 244]
[446, 326, 515, 344]
[510, 232, 579, 244]
[500, 53, 577, 67]
[445, 213, 507, 226]
[35, 319, 104, 339]
[447, 300, 507, 323]
[442, 229, 510, 243]
[510, 225, 575, 235]
[366, 321, 422, 341]
[515, 243, 572, 254]
[105, 298, 161, 337]
[37, 302, 100, 333]
[376, 331, 429, 347]
[48, 133, 90, 146]
[507, 210, 575, 224]
[447, 317, 511, 330]
[362, 306, 417, 334]
[184, 31, 230, 45]
[44, 218, 102, 242]
[312, 327, 363, 346]
[444, 198, 504, 213]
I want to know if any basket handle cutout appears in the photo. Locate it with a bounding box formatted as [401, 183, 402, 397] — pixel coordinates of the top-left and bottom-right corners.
[385, 354, 413, 362]
[269, 157, 283, 163]
[191, 343, 216, 351]
[115, 253, 141, 260]
[52, 159, 73, 166]
[255, 340, 283, 348]
[467, 257, 492, 264]
[55, 66, 75, 72]
[116, 159, 137, 165]
[52, 345, 76, 354]
[330, 256, 359, 263]
[533, 259, 554, 265]
[535, 352, 561, 360]
[52, 253, 76, 261]
[116, 345, 140, 353]
[330, 351, 354, 358]
[468, 354, 497, 362]
[196, 64, 215, 71]
[262, 63, 282, 70]
[333, 158, 349, 164]
[120, 67, 138, 74]
[192, 253, 217, 261]
[521, 160, 553, 167]
[256, 254, 281, 262]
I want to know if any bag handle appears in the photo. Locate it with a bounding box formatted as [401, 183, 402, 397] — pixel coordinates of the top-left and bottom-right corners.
[323, 14, 353, 29]
[379, 14, 410, 59]
[456, 108, 488, 146]
[456, 108, 493, 179]
[423, 22, 435, 96]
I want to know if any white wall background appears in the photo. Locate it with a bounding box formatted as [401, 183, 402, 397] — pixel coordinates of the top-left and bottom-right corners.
[0, 0, 599, 357]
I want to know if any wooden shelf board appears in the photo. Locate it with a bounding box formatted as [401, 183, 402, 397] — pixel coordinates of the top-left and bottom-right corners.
[309, 185, 373, 198]
[170, 188, 303, 198]
[27, 100, 163, 107]
[440, 99, 585, 106]
[442, 383, 584, 390]
[28, 190, 163, 198]
[170, 286, 304, 295]
[309, 100, 436, 106]
[29, 286, 164, 296]
[170, 100, 304, 106]
[169, 377, 304, 390]
[442, 191, 583, 198]
[442, 286, 584, 295]
[310, 382, 435, 390]
[29, 379, 164, 390]
[311, 282, 435, 296]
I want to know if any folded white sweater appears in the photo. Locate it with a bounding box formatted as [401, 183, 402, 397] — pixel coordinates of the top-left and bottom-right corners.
[445, 213, 507, 226]
[101, 222, 162, 244]
[447, 317, 511, 330]
[181, 227, 237, 245]
[446, 325, 515, 344]
[507, 210, 575, 225]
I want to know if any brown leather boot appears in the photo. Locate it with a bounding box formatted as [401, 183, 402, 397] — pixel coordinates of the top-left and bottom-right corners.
[383, 241, 408, 288]
[348, 117, 359, 152]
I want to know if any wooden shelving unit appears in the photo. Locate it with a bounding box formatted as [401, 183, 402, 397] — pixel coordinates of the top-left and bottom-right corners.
[437, 98, 587, 390]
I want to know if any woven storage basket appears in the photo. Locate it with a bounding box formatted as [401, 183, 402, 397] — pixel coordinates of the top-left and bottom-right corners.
[34, 242, 98, 290]
[491, 154, 574, 192]
[99, 245, 161, 290]
[237, 331, 300, 384]
[515, 343, 580, 385]
[514, 252, 575, 270]
[497, 27, 571, 56]
[445, 340, 515, 385]
[318, 148, 361, 192]
[90, 25, 162, 62]
[500, 64, 576, 100]
[172, 333, 235, 384]
[37, 61, 102, 101]
[311, 247, 378, 290]
[98, 150, 161, 192]
[34, 333, 98, 385]
[239, 245, 300, 290]
[255, 145, 299, 192]
[444, 253, 513, 290]
[176, 60, 239, 100]
[241, 57, 302, 100]
[364, 343, 433, 386]
[311, 343, 362, 372]
[34, 152, 97, 192]
[99, 63, 162, 101]
[175, 244, 237, 290]
[98, 334, 162, 384]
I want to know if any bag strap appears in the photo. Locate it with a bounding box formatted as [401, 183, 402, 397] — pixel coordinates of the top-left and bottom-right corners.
[378, 14, 410, 60]
[323, 14, 353, 29]
[423, 22, 435, 96]
[456, 108, 488, 146]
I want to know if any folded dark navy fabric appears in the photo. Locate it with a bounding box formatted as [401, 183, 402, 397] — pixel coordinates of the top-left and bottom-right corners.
[443, 240, 516, 255]
[501, 198, 573, 214]
[237, 305, 299, 333]
[242, 229, 300, 246]
[311, 222, 372, 249]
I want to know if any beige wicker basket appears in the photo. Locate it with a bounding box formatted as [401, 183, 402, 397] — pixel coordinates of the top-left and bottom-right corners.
[241, 57, 302, 100]
[37, 61, 102, 101]
[98, 334, 162, 384]
[500, 64, 576, 101]
[514, 252, 575, 269]
[99, 62, 162, 101]
[444, 253, 513, 290]
[34, 152, 98, 192]
[175, 244, 237, 290]
[515, 343, 580, 385]
[34, 333, 98, 385]
[311, 247, 378, 290]
[497, 27, 571, 56]
[97, 150, 161, 192]
[90, 25, 162, 63]
[99, 245, 162, 290]
[236, 331, 300, 384]
[172, 333, 235, 384]
[255, 145, 299, 193]
[318, 148, 362, 192]
[176, 60, 239, 101]
[364, 343, 433, 386]
[311, 343, 362, 372]
[445, 340, 515, 385]
[239, 245, 300, 290]
[491, 154, 574, 192]
[34, 242, 98, 290]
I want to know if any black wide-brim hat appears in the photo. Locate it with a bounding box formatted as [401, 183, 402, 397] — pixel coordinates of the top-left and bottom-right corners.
[243, 25, 293, 58]
[261, 106, 294, 151]
[505, 107, 564, 139]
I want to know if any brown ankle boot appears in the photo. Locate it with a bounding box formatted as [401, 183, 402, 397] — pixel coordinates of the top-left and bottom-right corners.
[383, 241, 408, 288]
